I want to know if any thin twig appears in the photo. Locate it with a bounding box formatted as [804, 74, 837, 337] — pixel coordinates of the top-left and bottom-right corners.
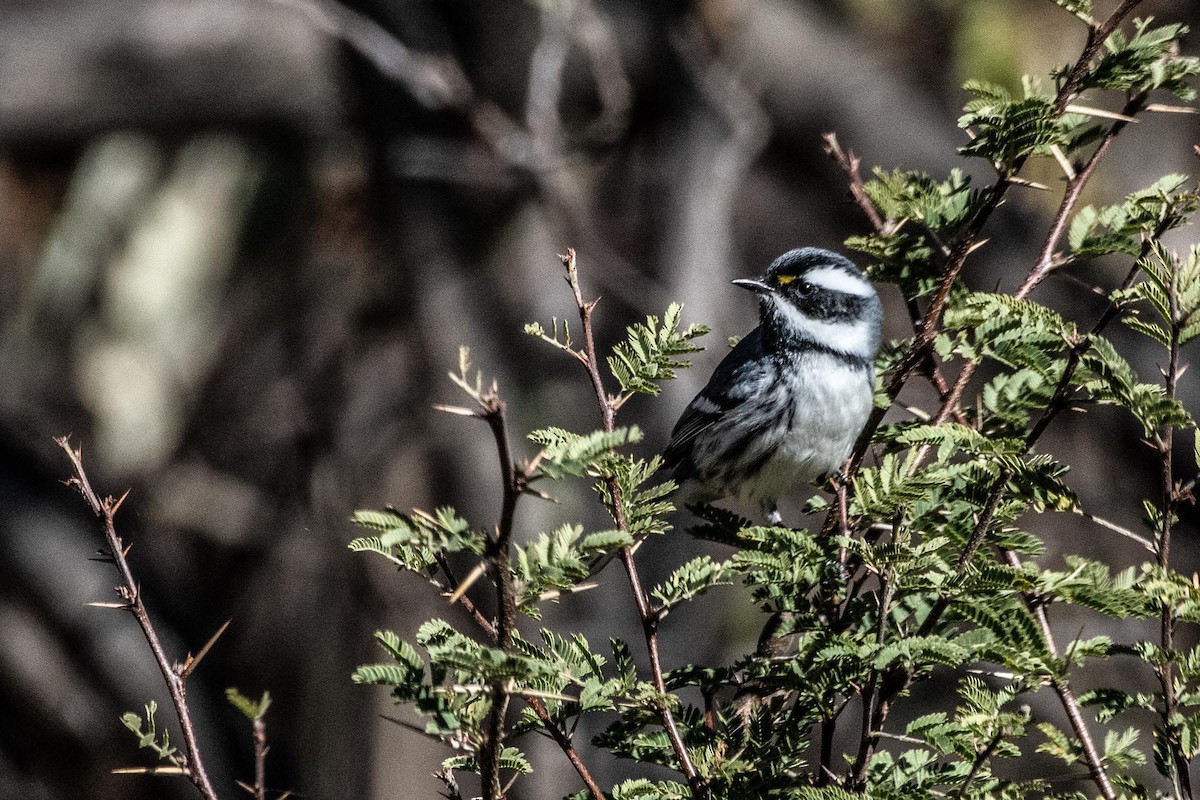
[823, 134, 970, 427]
[822, 134, 885, 232]
[57, 437, 220, 800]
[954, 729, 1005, 800]
[1002, 550, 1117, 800]
[848, 573, 895, 787]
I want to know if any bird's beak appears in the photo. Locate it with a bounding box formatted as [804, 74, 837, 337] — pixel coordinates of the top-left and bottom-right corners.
[731, 278, 772, 294]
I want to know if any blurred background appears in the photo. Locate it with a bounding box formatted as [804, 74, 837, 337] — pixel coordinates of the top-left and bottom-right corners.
[2, 0, 1199, 797]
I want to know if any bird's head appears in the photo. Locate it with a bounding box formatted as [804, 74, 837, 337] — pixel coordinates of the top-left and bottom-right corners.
[732, 248, 882, 360]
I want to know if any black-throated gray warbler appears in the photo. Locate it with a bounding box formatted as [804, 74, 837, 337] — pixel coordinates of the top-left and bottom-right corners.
[662, 247, 882, 524]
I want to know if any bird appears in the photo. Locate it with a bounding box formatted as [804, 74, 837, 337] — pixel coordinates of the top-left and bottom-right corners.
[661, 247, 882, 525]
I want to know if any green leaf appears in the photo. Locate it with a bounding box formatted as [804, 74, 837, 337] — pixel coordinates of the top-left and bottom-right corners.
[959, 86, 1063, 172]
[350, 506, 481, 558]
[225, 687, 271, 721]
[515, 524, 592, 603]
[443, 746, 532, 776]
[1078, 688, 1155, 723]
[607, 303, 709, 396]
[1089, 19, 1200, 100]
[1050, 0, 1091, 19]
[120, 700, 177, 762]
[530, 426, 642, 479]
[1069, 175, 1198, 258]
[651, 556, 733, 613]
[847, 168, 984, 300]
[1101, 726, 1146, 768]
[610, 779, 691, 800]
[597, 454, 676, 538]
[1081, 335, 1193, 434]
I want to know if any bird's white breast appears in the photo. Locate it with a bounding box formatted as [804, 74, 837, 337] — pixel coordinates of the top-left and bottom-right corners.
[734, 355, 872, 502]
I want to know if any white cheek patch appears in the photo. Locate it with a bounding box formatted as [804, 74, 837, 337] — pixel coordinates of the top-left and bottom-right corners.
[772, 296, 874, 355]
[804, 267, 874, 297]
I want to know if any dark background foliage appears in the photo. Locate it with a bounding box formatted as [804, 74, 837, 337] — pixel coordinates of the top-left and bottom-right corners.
[1, 0, 1198, 797]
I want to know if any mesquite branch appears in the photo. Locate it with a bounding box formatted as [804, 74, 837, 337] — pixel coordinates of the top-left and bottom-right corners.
[57, 437, 221, 800]
[841, 0, 1147, 474]
[558, 248, 711, 800]
[476, 384, 522, 800]
[449, 386, 605, 800]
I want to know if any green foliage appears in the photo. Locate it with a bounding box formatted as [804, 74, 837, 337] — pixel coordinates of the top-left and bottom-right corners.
[348, 6, 1200, 798]
[650, 555, 733, 614]
[959, 81, 1065, 172]
[1050, 0, 1091, 20]
[514, 524, 631, 616]
[349, 506, 480, 572]
[606, 303, 709, 396]
[1088, 19, 1200, 99]
[1080, 335, 1193, 435]
[609, 779, 692, 800]
[530, 426, 642, 479]
[120, 700, 177, 763]
[444, 746, 532, 777]
[848, 168, 984, 299]
[225, 687, 271, 721]
[1069, 175, 1199, 258]
[1116, 243, 1200, 348]
[597, 453, 676, 538]
[942, 292, 1073, 375]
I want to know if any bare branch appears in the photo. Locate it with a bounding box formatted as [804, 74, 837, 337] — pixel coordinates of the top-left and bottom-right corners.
[57, 437, 221, 800]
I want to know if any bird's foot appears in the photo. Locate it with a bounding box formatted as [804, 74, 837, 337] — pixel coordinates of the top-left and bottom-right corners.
[826, 469, 851, 489]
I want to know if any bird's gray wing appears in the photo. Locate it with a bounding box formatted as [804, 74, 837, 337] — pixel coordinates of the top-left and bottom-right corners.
[661, 327, 766, 480]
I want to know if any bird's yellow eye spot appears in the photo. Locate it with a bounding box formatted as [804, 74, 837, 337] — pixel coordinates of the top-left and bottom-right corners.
[775, 274, 796, 285]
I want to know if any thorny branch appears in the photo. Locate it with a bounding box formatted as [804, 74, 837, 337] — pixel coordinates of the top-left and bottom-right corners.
[558, 248, 711, 800]
[57, 437, 221, 800]
[843, 0, 1148, 474]
[233, 707, 271, 800]
[823, 133, 968, 427]
[267, 0, 664, 311]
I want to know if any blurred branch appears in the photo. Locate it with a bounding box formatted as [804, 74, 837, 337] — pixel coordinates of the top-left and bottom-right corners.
[270, 0, 665, 311]
[57, 437, 221, 800]
[576, 0, 633, 141]
[262, 0, 472, 110]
